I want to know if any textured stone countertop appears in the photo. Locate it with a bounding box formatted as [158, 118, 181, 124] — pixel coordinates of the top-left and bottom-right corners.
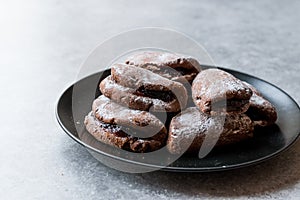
[1, 0, 300, 199]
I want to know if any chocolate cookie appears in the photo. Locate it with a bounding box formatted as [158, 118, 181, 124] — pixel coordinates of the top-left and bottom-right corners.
[125, 51, 201, 83]
[84, 95, 167, 153]
[100, 63, 188, 112]
[167, 107, 254, 154]
[243, 82, 277, 127]
[192, 69, 252, 115]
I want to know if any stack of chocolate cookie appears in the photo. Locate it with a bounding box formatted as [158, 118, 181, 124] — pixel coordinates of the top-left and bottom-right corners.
[84, 51, 199, 153]
[84, 51, 277, 155]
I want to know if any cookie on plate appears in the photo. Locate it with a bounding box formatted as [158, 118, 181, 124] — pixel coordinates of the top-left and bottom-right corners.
[125, 51, 201, 83]
[243, 82, 277, 127]
[167, 107, 254, 154]
[192, 69, 252, 115]
[100, 63, 188, 112]
[84, 95, 167, 153]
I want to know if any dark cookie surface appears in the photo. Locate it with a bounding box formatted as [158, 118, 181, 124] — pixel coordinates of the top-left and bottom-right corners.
[125, 51, 201, 83]
[84, 95, 167, 153]
[243, 82, 277, 127]
[100, 63, 188, 112]
[192, 69, 252, 115]
[167, 107, 254, 154]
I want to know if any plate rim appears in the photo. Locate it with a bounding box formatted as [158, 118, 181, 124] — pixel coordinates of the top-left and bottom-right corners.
[55, 65, 300, 172]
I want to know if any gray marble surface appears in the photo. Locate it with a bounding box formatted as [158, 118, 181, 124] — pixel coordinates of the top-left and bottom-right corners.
[1, 0, 300, 199]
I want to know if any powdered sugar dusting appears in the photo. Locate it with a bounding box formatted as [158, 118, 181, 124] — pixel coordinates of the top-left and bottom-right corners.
[100, 76, 182, 112]
[126, 51, 201, 71]
[92, 95, 165, 135]
[108, 64, 187, 111]
[250, 94, 267, 105]
[193, 69, 251, 101]
[112, 63, 178, 89]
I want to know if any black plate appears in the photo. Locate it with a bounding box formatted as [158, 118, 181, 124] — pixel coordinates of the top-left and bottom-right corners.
[56, 65, 300, 172]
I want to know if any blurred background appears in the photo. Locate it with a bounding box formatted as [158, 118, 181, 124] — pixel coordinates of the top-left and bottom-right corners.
[0, 0, 299, 199]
